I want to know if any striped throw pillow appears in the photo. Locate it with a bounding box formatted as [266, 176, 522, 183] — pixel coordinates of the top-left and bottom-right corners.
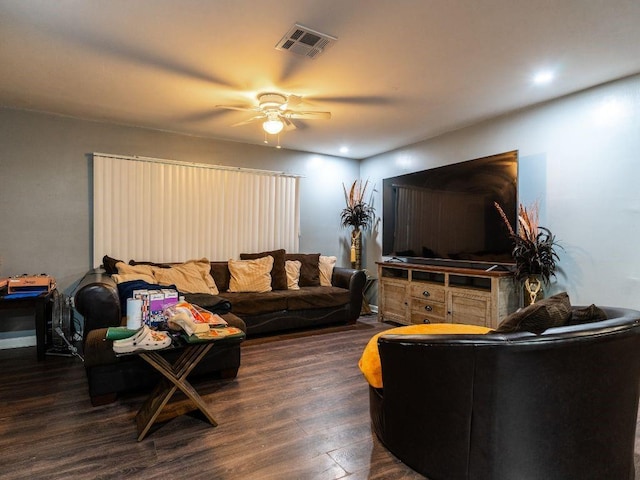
[228, 256, 274, 293]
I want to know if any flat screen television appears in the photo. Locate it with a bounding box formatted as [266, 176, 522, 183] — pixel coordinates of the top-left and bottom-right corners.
[382, 151, 518, 268]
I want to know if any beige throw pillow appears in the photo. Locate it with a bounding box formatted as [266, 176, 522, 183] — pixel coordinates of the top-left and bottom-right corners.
[112, 273, 156, 284]
[228, 256, 274, 293]
[285, 260, 302, 290]
[116, 262, 155, 278]
[319, 255, 337, 286]
[152, 259, 219, 294]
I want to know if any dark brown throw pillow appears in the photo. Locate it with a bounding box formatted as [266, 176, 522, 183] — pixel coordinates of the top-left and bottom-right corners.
[567, 304, 608, 325]
[210, 261, 231, 292]
[128, 259, 172, 268]
[285, 253, 321, 287]
[494, 292, 572, 334]
[240, 249, 287, 290]
[102, 255, 123, 274]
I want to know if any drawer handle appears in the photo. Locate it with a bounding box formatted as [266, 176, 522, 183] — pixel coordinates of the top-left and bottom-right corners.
[424, 305, 433, 312]
[423, 318, 431, 324]
[422, 291, 430, 297]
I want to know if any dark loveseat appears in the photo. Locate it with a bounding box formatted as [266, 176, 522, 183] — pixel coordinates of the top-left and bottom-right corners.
[74, 255, 365, 405]
[368, 306, 640, 480]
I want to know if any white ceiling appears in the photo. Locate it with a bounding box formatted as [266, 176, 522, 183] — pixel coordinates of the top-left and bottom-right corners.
[1, 1, 640, 159]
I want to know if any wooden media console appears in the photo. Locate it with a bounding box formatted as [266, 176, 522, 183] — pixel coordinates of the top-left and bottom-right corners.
[377, 260, 519, 329]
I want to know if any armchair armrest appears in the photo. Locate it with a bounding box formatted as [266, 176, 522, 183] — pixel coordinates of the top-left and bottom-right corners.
[332, 267, 366, 322]
[376, 336, 480, 479]
[74, 269, 121, 337]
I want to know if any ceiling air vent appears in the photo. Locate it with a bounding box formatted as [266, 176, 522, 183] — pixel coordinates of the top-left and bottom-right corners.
[275, 23, 337, 59]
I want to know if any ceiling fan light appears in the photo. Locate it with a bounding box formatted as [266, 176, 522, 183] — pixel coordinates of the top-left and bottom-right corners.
[263, 117, 284, 135]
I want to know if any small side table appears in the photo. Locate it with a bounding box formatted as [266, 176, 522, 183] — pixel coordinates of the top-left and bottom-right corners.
[0, 289, 55, 360]
[132, 333, 245, 441]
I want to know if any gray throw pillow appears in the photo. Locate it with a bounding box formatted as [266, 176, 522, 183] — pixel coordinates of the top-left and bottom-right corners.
[566, 304, 608, 325]
[494, 292, 572, 334]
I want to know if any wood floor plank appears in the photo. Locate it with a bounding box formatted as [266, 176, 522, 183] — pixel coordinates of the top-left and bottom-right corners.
[0, 315, 638, 479]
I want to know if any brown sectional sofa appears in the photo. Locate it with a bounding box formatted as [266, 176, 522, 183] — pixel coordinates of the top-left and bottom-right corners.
[74, 253, 366, 405]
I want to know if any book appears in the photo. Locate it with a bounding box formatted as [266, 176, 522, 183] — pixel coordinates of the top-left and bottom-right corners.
[181, 326, 245, 343]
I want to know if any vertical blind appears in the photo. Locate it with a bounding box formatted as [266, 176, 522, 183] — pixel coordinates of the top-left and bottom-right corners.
[93, 153, 300, 268]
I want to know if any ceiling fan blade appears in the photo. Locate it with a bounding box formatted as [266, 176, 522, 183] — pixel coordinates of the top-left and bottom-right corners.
[308, 95, 393, 106]
[215, 104, 259, 112]
[56, 23, 237, 88]
[282, 116, 297, 131]
[284, 94, 304, 108]
[284, 110, 331, 120]
[230, 114, 265, 127]
[178, 109, 232, 123]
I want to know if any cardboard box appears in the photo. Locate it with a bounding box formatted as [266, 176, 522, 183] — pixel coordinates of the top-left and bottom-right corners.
[148, 290, 166, 328]
[7, 275, 55, 294]
[132, 289, 150, 326]
[161, 288, 179, 310]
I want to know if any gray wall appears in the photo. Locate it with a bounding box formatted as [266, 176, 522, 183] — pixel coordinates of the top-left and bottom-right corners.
[361, 73, 640, 310]
[0, 109, 360, 338]
[3, 72, 640, 341]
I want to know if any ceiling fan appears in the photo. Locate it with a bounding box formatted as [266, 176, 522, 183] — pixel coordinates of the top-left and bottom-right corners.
[215, 92, 331, 136]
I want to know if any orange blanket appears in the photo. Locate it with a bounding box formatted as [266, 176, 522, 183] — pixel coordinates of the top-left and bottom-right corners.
[358, 323, 491, 388]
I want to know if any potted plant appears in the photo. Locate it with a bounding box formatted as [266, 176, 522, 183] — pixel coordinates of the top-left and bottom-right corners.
[495, 201, 560, 304]
[341, 179, 375, 270]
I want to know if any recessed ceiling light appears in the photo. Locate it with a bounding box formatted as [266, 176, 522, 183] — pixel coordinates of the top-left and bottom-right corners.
[339, 146, 349, 154]
[533, 70, 554, 85]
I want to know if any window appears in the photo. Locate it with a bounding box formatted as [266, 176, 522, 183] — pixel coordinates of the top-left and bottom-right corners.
[92, 153, 300, 266]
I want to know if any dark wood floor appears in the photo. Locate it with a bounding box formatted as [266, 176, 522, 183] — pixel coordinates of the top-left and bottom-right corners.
[0, 316, 424, 479]
[0, 316, 639, 479]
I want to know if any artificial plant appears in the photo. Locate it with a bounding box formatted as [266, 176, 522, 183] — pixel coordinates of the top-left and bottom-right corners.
[495, 201, 560, 285]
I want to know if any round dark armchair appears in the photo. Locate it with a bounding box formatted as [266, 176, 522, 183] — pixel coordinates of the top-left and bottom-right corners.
[369, 306, 640, 480]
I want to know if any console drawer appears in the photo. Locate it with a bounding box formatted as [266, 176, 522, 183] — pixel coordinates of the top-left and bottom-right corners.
[410, 284, 445, 303]
[410, 298, 446, 324]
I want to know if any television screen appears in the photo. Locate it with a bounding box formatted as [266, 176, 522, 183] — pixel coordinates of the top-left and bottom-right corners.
[382, 151, 518, 266]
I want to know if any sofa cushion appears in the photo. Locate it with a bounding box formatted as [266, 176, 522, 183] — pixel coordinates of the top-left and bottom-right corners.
[319, 255, 337, 286]
[567, 304, 608, 325]
[112, 273, 156, 284]
[217, 291, 288, 316]
[128, 259, 173, 268]
[210, 262, 231, 292]
[285, 253, 321, 287]
[228, 256, 274, 293]
[285, 286, 351, 311]
[182, 293, 232, 315]
[240, 249, 287, 290]
[494, 292, 572, 334]
[114, 263, 158, 285]
[150, 259, 219, 294]
[285, 260, 302, 290]
[116, 262, 155, 277]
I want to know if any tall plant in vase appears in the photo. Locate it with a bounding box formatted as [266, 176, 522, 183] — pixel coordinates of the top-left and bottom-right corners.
[495, 201, 560, 305]
[341, 179, 375, 270]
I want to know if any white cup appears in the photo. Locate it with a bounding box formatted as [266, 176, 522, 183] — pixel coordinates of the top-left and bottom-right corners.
[126, 298, 143, 329]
